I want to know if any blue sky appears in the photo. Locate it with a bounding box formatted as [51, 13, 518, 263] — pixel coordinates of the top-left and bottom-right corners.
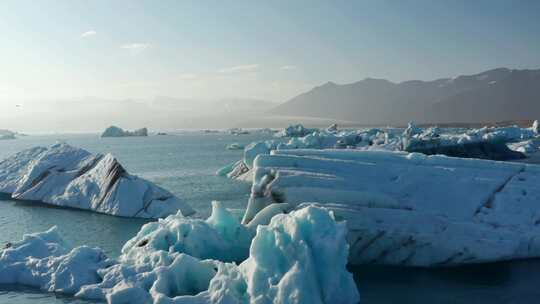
[1, 0, 539, 104]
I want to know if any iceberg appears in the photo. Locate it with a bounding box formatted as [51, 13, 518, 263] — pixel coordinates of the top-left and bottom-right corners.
[242, 148, 540, 266]
[508, 139, 540, 154]
[0, 129, 17, 140]
[225, 143, 244, 150]
[401, 124, 532, 160]
[0, 227, 113, 294]
[0, 143, 195, 218]
[218, 127, 402, 181]
[228, 128, 249, 135]
[101, 126, 148, 137]
[219, 122, 540, 182]
[0, 204, 359, 304]
[275, 123, 318, 138]
[326, 123, 338, 133]
[122, 201, 252, 264]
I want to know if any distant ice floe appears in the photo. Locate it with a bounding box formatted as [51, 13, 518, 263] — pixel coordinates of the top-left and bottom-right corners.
[242, 148, 540, 266]
[225, 143, 244, 150]
[401, 122, 529, 160]
[228, 128, 249, 135]
[0, 143, 194, 218]
[101, 126, 148, 137]
[0, 129, 17, 140]
[218, 122, 540, 181]
[274, 123, 318, 138]
[0, 203, 359, 304]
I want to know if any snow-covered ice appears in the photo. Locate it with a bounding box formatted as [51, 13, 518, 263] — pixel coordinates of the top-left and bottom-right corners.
[0, 143, 195, 218]
[242, 148, 540, 266]
[0, 204, 359, 304]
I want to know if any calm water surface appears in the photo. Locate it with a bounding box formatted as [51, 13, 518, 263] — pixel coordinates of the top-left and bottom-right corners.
[0, 133, 539, 304]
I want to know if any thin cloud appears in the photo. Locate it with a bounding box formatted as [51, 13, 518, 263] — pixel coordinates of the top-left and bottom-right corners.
[218, 64, 260, 73]
[121, 43, 152, 53]
[280, 65, 298, 70]
[81, 30, 97, 38]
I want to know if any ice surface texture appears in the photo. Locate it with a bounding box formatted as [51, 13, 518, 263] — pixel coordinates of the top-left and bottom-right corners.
[218, 122, 539, 181]
[0, 204, 359, 304]
[243, 148, 540, 266]
[0, 143, 195, 218]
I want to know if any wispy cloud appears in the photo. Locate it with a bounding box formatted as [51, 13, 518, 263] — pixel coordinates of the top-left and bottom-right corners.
[121, 43, 152, 53]
[81, 30, 97, 38]
[280, 65, 298, 70]
[218, 64, 260, 73]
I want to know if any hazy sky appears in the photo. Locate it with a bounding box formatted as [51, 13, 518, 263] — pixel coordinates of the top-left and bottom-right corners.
[1, 0, 540, 131]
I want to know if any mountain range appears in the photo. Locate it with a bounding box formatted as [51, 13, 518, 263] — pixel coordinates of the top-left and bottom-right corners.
[271, 68, 540, 125]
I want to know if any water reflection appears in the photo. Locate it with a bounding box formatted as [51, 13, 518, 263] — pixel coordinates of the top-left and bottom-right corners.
[354, 259, 540, 303]
[0, 284, 98, 304]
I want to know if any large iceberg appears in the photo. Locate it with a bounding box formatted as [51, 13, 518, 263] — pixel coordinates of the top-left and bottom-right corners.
[0, 143, 194, 218]
[101, 126, 148, 137]
[0, 204, 360, 304]
[242, 148, 540, 266]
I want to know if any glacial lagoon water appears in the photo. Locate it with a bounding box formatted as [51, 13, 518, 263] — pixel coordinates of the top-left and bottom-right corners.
[1, 133, 540, 304]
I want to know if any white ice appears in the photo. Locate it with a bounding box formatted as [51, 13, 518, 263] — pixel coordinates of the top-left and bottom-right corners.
[0, 143, 195, 218]
[0, 204, 359, 304]
[243, 148, 540, 266]
[219, 122, 539, 181]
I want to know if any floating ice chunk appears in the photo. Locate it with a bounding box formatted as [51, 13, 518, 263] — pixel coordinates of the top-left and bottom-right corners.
[215, 160, 238, 177]
[402, 121, 422, 137]
[73, 248, 221, 303]
[0, 143, 195, 218]
[533, 120, 540, 134]
[508, 140, 540, 154]
[219, 126, 403, 180]
[2, 206, 359, 303]
[101, 126, 148, 137]
[228, 128, 249, 135]
[225, 143, 244, 150]
[402, 124, 533, 160]
[275, 124, 318, 138]
[244, 148, 540, 266]
[0, 129, 16, 140]
[122, 201, 252, 264]
[326, 123, 338, 133]
[240, 206, 360, 304]
[90, 206, 360, 303]
[245, 203, 292, 230]
[0, 227, 112, 294]
[244, 141, 275, 169]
